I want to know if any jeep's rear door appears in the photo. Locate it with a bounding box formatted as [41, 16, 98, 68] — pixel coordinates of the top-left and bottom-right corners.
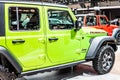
[5, 4, 46, 71]
[45, 7, 85, 64]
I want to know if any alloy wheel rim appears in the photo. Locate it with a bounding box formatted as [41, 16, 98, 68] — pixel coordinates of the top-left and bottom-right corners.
[102, 50, 113, 71]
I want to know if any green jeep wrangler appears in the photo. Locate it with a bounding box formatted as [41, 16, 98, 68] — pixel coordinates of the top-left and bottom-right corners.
[0, 1, 117, 80]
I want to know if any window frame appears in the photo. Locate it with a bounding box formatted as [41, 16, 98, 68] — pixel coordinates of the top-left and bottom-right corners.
[9, 6, 40, 31]
[47, 9, 74, 30]
[100, 16, 108, 25]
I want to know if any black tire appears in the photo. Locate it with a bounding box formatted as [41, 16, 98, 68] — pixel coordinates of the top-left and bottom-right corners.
[116, 31, 120, 45]
[0, 65, 16, 80]
[92, 45, 115, 74]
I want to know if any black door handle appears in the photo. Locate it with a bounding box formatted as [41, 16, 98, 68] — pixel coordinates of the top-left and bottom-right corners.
[49, 38, 58, 41]
[12, 39, 25, 44]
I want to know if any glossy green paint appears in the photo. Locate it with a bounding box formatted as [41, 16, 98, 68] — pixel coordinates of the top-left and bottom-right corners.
[4, 3, 107, 72]
[5, 4, 48, 71]
[45, 7, 83, 63]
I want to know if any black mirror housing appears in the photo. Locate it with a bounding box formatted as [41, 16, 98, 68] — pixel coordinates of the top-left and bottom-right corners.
[74, 20, 82, 31]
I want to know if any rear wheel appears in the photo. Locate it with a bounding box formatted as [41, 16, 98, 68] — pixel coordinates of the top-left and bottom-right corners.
[92, 45, 115, 74]
[0, 65, 16, 80]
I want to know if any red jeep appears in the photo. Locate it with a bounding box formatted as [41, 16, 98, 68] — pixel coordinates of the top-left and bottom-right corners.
[76, 14, 118, 36]
[76, 14, 120, 44]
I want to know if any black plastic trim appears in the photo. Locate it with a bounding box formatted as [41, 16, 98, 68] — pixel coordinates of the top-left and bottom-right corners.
[112, 28, 120, 38]
[0, 3, 5, 36]
[112, 28, 120, 45]
[0, 46, 22, 73]
[86, 36, 117, 59]
[21, 60, 87, 76]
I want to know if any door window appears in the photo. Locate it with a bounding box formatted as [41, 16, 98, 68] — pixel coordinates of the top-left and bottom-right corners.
[86, 16, 97, 26]
[48, 10, 74, 30]
[100, 17, 108, 25]
[9, 7, 39, 30]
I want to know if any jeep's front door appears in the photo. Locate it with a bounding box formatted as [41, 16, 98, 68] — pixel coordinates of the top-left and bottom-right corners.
[5, 4, 46, 71]
[45, 8, 84, 64]
[99, 16, 113, 35]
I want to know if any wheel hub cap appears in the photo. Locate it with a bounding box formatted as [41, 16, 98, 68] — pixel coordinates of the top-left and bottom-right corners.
[102, 51, 113, 71]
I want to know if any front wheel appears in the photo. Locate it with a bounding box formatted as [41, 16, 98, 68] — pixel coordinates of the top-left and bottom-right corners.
[92, 45, 115, 74]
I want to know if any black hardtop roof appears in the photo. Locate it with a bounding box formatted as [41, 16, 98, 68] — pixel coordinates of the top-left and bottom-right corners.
[0, 0, 68, 8]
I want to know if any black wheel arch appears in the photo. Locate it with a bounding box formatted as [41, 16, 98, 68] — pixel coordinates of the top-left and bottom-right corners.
[86, 36, 117, 60]
[0, 46, 22, 74]
[112, 28, 120, 38]
[112, 28, 120, 45]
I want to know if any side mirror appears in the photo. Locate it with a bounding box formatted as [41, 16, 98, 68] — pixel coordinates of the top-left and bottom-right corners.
[74, 20, 82, 31]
